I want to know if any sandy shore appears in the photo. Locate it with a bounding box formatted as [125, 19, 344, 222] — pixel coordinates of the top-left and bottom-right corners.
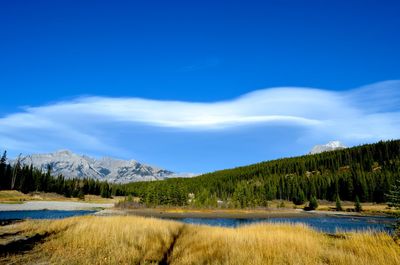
[0, 201, 114, 211]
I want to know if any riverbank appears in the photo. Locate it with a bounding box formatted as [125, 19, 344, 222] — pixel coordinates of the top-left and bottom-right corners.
[1, 215, 399, 265]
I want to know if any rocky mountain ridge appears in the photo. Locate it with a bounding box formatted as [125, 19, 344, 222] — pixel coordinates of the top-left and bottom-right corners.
[16, 150, 176, 183]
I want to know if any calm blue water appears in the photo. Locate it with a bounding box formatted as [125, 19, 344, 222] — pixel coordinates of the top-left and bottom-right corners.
[0, 210, 395, 234]
[0, 210, 96, 220]
[175, 216, 395, 233]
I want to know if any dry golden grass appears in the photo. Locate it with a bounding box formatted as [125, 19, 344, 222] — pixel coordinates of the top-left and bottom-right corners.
[1, 216, 183, 264]
[0, 190, 123, 204]
[0, 190, 31, 203]
[270, 199, 395, 214]
[1, 216, 399, 265]
[317, 201, 396, 214]
[172, 223, 400, 265]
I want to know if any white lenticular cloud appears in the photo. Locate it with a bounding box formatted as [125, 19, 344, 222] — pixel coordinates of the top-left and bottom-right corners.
[0, 80, 399, 159]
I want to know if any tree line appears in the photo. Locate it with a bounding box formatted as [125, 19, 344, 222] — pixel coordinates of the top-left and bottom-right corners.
[123, 140, 400, 208]
[1, 140, 399, 207]
[0, 151, 125, 198]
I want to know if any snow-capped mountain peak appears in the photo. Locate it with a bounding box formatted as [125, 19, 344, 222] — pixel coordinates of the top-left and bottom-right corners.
[309, 141, 347, 154]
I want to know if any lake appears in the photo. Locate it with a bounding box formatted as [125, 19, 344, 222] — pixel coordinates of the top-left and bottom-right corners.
[0, 210, 96, 220]
[0, 210, 395, 233]
[173, 215, 395, 233]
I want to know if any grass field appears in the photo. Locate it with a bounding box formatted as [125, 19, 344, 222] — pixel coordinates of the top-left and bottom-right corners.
[1, 215, 399, 265]
[268, 199, 395, 214]
[0, 190, 123, 204]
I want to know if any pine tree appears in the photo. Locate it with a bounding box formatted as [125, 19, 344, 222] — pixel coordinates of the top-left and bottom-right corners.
[388, 179, 400, 209]
[292, 189, 306, 205]
[387, 178, 400, 238]
[354, 195, 362, 212]
[19, 165, 34, 193]
[77, 189, 85, 200]
[335, 194, 343, 211]
[307, 196, 318, 211]
[100, 182, 111, 198]
[0, 151, 7, 190]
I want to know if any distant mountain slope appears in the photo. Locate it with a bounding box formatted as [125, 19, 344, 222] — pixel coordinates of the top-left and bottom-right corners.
[17, 150, 175, 183]
[309, 141, 347, 154]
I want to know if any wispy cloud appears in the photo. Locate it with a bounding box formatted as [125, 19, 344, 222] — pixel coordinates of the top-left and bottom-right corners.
[0, 80, 399, 171]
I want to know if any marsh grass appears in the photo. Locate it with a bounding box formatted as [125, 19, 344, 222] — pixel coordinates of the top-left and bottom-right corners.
[1, 216, 399, 265]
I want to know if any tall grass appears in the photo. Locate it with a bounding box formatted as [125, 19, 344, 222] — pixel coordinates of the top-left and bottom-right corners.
[1, 216, 399, 265]
[0, 190, 123, 204]
[172, 223, 400, 265]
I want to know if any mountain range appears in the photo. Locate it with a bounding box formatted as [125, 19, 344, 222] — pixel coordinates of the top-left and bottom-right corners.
[16, 150, 179, 183]
[13, 141, 344, 184]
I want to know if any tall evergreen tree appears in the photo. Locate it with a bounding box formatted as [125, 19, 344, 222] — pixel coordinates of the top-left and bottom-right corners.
[335, 194, 343, 211]
[100, 182, 111, 198]
[307, 196, 318, 211]
[0, 151, 7, 189]
[354, 196, 362, 212]
[387, 178, 400, 238]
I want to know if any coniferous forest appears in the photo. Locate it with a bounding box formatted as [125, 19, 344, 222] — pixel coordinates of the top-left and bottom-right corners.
[123, 140, 400, 207]
[1, 139, 399, 207]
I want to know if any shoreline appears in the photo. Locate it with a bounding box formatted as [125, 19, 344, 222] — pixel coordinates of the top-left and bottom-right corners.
[0, 201, 114, 211]
[96, 207, 393, 219]
[0, 199, 394, 220]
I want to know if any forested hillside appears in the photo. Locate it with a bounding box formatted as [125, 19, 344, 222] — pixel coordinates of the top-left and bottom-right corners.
[123, 140, 400, 207]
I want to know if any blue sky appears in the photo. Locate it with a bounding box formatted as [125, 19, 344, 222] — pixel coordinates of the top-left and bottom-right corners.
[1, 0, 400, 173]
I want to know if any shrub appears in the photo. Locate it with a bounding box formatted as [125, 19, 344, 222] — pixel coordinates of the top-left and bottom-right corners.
[304, 196, 318, 211]
[292, 190, 306, 205]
